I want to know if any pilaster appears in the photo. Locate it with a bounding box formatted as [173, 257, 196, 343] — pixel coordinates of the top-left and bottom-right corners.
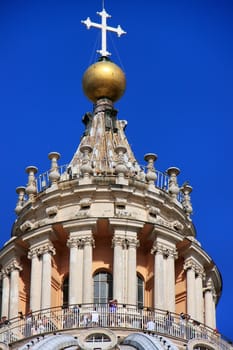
[204, 278, 216, 328]
[184, 257, 204, 322]
[151, 241, 177, 311]
[110, 219, 143, 305]
[112, 235, 126, 304]
[126, 237, 139, 306]
[67, 236, 84, 305]
[1, 269, 10, 318]
[40, 242, 55, 310]
[28, 246, 42, 311]
[6, 259, 22, 320]
[82, 235, 95, 304]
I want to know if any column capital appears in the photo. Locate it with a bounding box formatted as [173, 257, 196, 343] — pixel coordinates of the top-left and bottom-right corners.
[28, 246, 41, 259]
[67, 237, 84, 249]
[212, 289, 217, 303]
[204, 284, 217, 303]
[38, 242, 56, 256]
[6, 259, 22, 273]
[196, 266, 205, 279]
[184, 259, 196, 272]
[204, 278, 214, 293]
[126, 237, 140, 249]
[151, 242, 177, 258]
[112, 235, 127, 248]
[184, 258, 204, 277]
[82, 236, 95, 247]
[67, 237, 78, 249]
[0, 268, 9, 278]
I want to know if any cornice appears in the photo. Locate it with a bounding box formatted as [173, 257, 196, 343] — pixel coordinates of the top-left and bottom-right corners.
[62, 218, 98, 233]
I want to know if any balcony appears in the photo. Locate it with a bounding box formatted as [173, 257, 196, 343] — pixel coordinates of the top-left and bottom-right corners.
[36, 164, 170, 193]
[0, 304, 231, 349]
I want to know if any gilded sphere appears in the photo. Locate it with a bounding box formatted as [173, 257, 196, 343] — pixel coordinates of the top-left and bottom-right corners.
[82, 59, 126, 103]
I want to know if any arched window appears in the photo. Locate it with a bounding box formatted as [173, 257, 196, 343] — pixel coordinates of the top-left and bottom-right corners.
[93, 271, 113, 305]
[62, 275, 69, 307]
[137, 274, 144, 308]
[86, 333, 111, 343]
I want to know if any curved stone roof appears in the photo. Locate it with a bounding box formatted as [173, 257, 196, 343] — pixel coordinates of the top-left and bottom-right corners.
[122, 332, 179, 350]
[18, 334, 79, 350]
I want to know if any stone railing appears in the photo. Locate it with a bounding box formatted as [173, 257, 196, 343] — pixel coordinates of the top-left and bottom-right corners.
[0, 304, 231, 349]
[36, 164, 172, 196]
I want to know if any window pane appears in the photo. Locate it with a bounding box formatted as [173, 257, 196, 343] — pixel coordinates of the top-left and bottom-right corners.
[63, 276, 69, 307]
[93, 272, 113, 304]
[137, 274, 144, 308]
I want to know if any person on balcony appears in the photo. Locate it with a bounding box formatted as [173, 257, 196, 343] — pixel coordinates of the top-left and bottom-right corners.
[109, 299, 118, 326]
[165, 311, 173, 334]
[146, 319, 155, 331]
[179, 312, 186, 337]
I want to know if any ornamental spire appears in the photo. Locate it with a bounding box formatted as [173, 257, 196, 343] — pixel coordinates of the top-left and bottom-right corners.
[81, 3, 126, 57]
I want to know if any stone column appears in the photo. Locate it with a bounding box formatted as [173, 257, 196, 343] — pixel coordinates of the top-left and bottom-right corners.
[166, 248, 177, 312]
[204, 287, 213, 327]
[184, 260, 196, 319]
[111, 220, 143, 305]
[40, 243, 55, 310]
[112, 235, 125, 304]
[82, 236, 95, 304]
[28, 247, 42, 311]
[212, 290, 217, 329]
[8, 260, 22, 320]
[1, 269, 10, 318]
[67, 237, 84, 305]
[127, 237, 139, 306]
[151, 243, 165, 310]
[204, 279, 216, 329]
[195, 268, 204, 323]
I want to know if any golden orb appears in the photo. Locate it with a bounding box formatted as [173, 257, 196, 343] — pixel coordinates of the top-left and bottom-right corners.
[82, 59, 126, 103]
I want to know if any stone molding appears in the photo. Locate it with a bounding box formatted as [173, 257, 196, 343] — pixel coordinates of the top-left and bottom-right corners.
[76, 211, 90, 218]
[46, 206, 58, 217]
[116, 209, 132, 218]
[20, 220, 34, 233]
[173, 220, 184, 231]
[154, 216, 184, 232]
[147, 206, 160, 216]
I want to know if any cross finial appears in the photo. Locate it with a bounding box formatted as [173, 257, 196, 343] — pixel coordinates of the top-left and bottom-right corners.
[81, 5, 126, 57]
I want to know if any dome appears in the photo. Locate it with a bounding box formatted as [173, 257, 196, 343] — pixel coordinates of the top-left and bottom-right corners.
[82, 58, 126, 103]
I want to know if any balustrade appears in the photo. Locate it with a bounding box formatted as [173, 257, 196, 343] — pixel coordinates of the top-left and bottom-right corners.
[31, 164, 182, 202]
[0, 304, 230, 349]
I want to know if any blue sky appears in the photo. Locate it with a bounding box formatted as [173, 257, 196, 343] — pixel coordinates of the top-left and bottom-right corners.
[0, 0, 233, 339]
